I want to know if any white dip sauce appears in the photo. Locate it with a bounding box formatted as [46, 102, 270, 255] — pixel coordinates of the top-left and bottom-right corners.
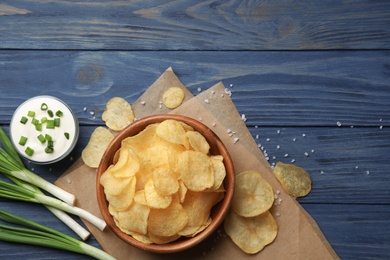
[10, 96, 79, 164]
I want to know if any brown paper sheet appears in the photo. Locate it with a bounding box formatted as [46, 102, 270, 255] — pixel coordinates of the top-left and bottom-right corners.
[56, 67, 339, 259]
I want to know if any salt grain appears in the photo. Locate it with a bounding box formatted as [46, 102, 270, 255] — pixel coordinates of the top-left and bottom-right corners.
[256, 134, 259, 139]
[212, 122, 216, 127]
[197, 87, 202, 92]
[90, 111, 95, 116]
[293, 138, 296, 141]
[366, 170, 370, 175]
[204, 99, 210, 104]
[304, 152, 309, 157]
[276, 145, 280, 149]
[233, 137, 239, 144]
[337, 121, 342, 127]
[266, 138, 271, 142]
[284, 153, 289, 157]
[275, 212, 281, 217]
[140, 101, 146, 105]
[83, 107, 87, 112]
[291, 159, 295, 163]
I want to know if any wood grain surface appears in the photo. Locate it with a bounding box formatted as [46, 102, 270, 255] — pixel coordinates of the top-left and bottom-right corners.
[0, 0, 389, 259]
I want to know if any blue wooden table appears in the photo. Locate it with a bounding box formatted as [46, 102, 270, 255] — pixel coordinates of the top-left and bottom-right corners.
[1, 1, 390, 259]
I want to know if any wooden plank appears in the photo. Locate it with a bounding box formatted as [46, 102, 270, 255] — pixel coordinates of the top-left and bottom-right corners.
[1, 200, 389, 259]
[1, 50, 389, 126]
[0, 1, 390, 50]
[1, 124, 388, 205]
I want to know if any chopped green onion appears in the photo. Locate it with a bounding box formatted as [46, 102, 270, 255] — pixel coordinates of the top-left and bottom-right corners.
[20, 116, 28, 124]
[45, 134, 52, 141]
[55, 110, 63, 117]
[0, 210, 112, 259]
[47, 110, 54, 118]
[46, 120, 55, 129]
[40, 103, 48, 111]
[25, 147, 34, 157]
[64, 132, 70, 140]
[54, 118, 60, 127]
[45, 147, 54, 154]
[37, 134, 46, 144]
[18, 136, 28, 146]
[27, 111, 35, 117]
[31, 118, 39, 126]
[40, 117, 47, 124]
[35, 123, 42, 131]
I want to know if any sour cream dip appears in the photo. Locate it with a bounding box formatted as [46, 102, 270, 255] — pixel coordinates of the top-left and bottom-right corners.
[10, 96, 79, 164]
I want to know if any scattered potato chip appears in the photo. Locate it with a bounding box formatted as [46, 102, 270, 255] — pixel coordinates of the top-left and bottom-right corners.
[162, 87, 185, 109]
[232, 170, 274, 217]
[82, 126, 114, 168]
[148, 233, 181, 245]
[178, 150, 214, 191]
[102, 97, 134, 131]
[185, 130, 210, 154]
[224, 210, 278, 254]
[273, 162, 312, 197]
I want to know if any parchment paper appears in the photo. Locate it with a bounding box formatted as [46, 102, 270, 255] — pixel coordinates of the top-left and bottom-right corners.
[56, 67, 339, 259]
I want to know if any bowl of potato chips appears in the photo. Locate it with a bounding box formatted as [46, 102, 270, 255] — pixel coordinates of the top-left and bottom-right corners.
[96, 114, 234, 253]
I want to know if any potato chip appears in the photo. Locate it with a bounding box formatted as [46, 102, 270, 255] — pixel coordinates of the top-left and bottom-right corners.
[82, 126, 114, 168]
[177, 180, 188, 203]
[162, 87, 185, 109]
[148, 233, 181, 245]
[144, 179, 172, 209]
[134, 189, 147, 205]
[209, 155, 226, 191]
[107, 147, 140, 178]
[273, 162, 312, 197]
[105, 176, 136, 211]
[122, 124, 158, 154]
[100, 170, 132, 195]
[232, 170, 274, 217]
[178, 150, 214, 191]
[156, 119, 186, 146]
[116, 202, 150, 235]
[148, 198, 188, 237]
[179, 190, 220, 237]
[152, 166, 180, 196]
[224, 210, 278, 254]
[185, 130, 210, 154]
[102, 97, 134, 131]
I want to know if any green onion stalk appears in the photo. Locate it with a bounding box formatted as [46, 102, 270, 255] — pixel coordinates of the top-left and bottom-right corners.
[0, 179, 106, 231]
[0, 147, 76, 206]
[0, 210, 116, 260]
[0, 127, 97, 238]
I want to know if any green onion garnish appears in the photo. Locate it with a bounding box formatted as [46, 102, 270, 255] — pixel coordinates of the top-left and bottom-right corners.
[20, 116, 28, 124]
[31, 118, 39, 126]
[35, 123, 42, 131]
[45, 147, 54, 153]
[37, 134, 46, 144]
[19, 136, 28, 146]
[27, 111, 35, 117]
[54, 118, 60, 127]
[25, 147, 34, 156]
[40, 103, 48, 110]
[55, 110, 63, 117]
[46, 120, 55, 129]
[40, 117, 47, 124]
[64, 132, 70, 140]
[45, 134, 52, 141]
[47, 110, 54, 118]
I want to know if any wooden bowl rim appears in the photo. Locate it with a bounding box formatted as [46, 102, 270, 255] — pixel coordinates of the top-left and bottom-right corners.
[96, 114, 235, 253]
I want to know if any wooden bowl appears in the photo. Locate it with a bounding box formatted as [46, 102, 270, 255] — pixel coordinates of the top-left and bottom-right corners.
[96, 114, 235, 254]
